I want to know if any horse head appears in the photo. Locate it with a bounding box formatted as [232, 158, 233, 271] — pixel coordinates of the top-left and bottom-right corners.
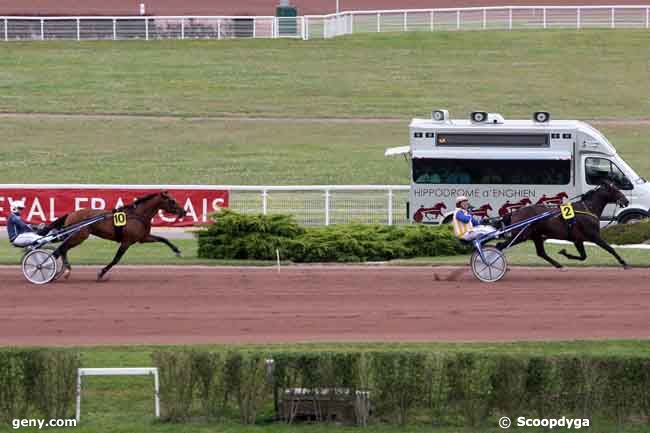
[159, 191, 187, 218]
[601, 180, 629, 208]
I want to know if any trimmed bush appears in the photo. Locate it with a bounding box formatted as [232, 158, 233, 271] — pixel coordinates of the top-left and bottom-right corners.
[197, 210, 470, 262]
[0, 350, 79, 422]
[602, 219, 650, 245]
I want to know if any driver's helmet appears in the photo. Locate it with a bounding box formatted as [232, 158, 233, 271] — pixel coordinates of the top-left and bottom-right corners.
[456, 196, 469, 207]
[10, 199, 26, 213]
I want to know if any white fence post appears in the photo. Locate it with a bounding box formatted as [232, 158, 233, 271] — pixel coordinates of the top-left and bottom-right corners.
[577, 7, 581, 29]
[217, 19, 221, 39]
[153, 369, 160, 417]
[145, 18, 149, 40]
[113, 19, 117, 40]
[611, 7, 615, 28]
[647, 7, 649, 29]
[387, 188, 393, 225]
[262, 189, 268, 215]
[483, 8, 487, 29]
[430, 10, 434, 31]
[181, 18, 185, 40]
[350, 13, 354, 34]
[75, 370, 81, 422]
[508, 8, 512, 30]
[76, 18, 80, 41]
[40, 18, 44, 40]
[456, 10, 460, 30]
[543, 7, 547, 29]
[4, 18, 7, 41]
[253, 17, 256, 38]
[324, 189, 330, 226]
[404, 11, 407, 31]
[377, 12, 380, 32]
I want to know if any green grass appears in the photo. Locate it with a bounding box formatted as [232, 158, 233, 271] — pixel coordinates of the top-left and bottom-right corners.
[1, 31, 650, 119]
[1, 236, 648, 267]
[0, 119, 648, 185]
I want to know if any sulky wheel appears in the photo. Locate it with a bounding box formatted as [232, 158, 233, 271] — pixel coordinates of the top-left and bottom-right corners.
[40, 245, 66, 281]
[22, 249, 58, 285]
[470, 246, 508, 283]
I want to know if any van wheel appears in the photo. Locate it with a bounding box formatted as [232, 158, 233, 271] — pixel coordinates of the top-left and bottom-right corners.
[618, 212, 649, 224]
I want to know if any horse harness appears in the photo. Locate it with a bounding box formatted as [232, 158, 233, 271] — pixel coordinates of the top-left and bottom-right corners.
[110, 208, 151, 242]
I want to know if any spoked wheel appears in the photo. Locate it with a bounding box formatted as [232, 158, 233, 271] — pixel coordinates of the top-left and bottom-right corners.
[41, 246, 66, 281]
[22, 249, 58, 285]
[470, 246, 508, 283]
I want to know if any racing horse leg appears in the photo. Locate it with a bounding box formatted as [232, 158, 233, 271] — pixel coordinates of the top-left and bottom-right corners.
[97, 242, 131, 281]
[558, 241, 587, 261]
[140, 234, 182, 257]
[533, 236, 564, 268]
[590, 235, 629, 269]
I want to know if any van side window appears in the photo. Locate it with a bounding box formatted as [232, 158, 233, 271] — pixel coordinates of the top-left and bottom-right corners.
[585, 158, 633, 190]
[412, 159, 570, 185]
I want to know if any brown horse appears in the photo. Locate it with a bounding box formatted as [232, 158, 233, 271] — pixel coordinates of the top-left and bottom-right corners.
[46, 191, 186, 281]
[495, 181, 630, 269]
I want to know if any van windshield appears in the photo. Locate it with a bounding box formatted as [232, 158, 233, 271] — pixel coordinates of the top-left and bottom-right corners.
[413, 158, 571, 185]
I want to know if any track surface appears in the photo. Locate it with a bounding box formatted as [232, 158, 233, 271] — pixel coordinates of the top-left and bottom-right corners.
[1, 266, 648, 346]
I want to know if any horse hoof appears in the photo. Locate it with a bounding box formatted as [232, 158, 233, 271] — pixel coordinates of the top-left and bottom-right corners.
[623, 265, 631, 270]
[175, 251, 182, 258]
[63, 269, 71, 280]
[557, 267, 568, 272]
[96, 271, 106, 282]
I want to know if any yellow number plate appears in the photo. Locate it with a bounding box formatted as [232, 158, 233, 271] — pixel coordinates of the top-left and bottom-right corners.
[113, 212, 127, 227]
[560, 203, 575, 220]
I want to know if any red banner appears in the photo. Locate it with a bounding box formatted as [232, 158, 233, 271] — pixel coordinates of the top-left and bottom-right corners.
[0, 187, 229, 227]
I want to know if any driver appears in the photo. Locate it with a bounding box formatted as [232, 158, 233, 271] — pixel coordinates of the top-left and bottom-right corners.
[453, 196, 497, 241]
[7, 200, 42, 247]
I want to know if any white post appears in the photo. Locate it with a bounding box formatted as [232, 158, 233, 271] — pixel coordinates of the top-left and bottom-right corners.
[253, 17, 256, 38]
[611, 7, 615, 28]
[262, 190, 268, 215]
[4, 18, 8, 41]
[75, 370, 81, 422]
[145, 18, 149, 40]
[508, 8, 512, 30]
[387, 188, 393, 225]
[324, 17, 327, 38]
[456, 10, 460, 30]
[543, 7, 547, 29]
[350, 13, 354, 34]
[483, 8, 487, 29]
[217, 19, 221, 39]
[305, 16, 309, 40]
[181, 18, 184, 40]
[153, 370, 160, 418]
[403, 11, 407, 31]
[577, 7, 581, 29]
[430, 10, 434, 31]
[77, 18, 80, 41]
[647, 8, 649, 29]
[324, 189, 330, 225]
[301, 16, 306, 40]
[40, 18, 44, 40]
[377, 12, 380, 32]
[113, 19, 117, 40]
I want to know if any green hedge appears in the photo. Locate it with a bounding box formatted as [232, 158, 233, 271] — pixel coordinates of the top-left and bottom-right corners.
[152, 349, 650, 427]
[197, 210, 469, 262]
[602, 219, 650, 245]
[0, 350, 80, 422]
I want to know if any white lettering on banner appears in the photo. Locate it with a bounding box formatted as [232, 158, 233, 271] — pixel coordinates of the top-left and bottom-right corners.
[0, 197, 5, 222]
[91, 197, 106, 210]
[114, 197, 126, 209]
[75, 197, 88, 210]
[27, 198, 46, 221]
[183, 198, 197, 222]
[49, 198, 56, 220]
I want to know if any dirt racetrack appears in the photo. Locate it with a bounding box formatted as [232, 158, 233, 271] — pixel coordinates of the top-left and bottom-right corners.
[1, 265, 649, 346]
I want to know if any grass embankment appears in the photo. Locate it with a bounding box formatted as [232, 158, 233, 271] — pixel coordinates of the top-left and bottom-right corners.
[1, 31, 650, 119]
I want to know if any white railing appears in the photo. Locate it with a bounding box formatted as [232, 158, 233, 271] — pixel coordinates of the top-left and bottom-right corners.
[228, 185, 409, 226]
[1, 6, 649, 41]
[0, 16, 307, 40]
[311, 5, 650, 39]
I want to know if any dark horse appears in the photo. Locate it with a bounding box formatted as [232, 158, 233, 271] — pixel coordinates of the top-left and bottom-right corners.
[495, 181, 630, 269]
[46, 191, 186, 281]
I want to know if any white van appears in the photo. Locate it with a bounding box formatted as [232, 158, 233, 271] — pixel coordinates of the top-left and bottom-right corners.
[386, 110, 650, 225]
